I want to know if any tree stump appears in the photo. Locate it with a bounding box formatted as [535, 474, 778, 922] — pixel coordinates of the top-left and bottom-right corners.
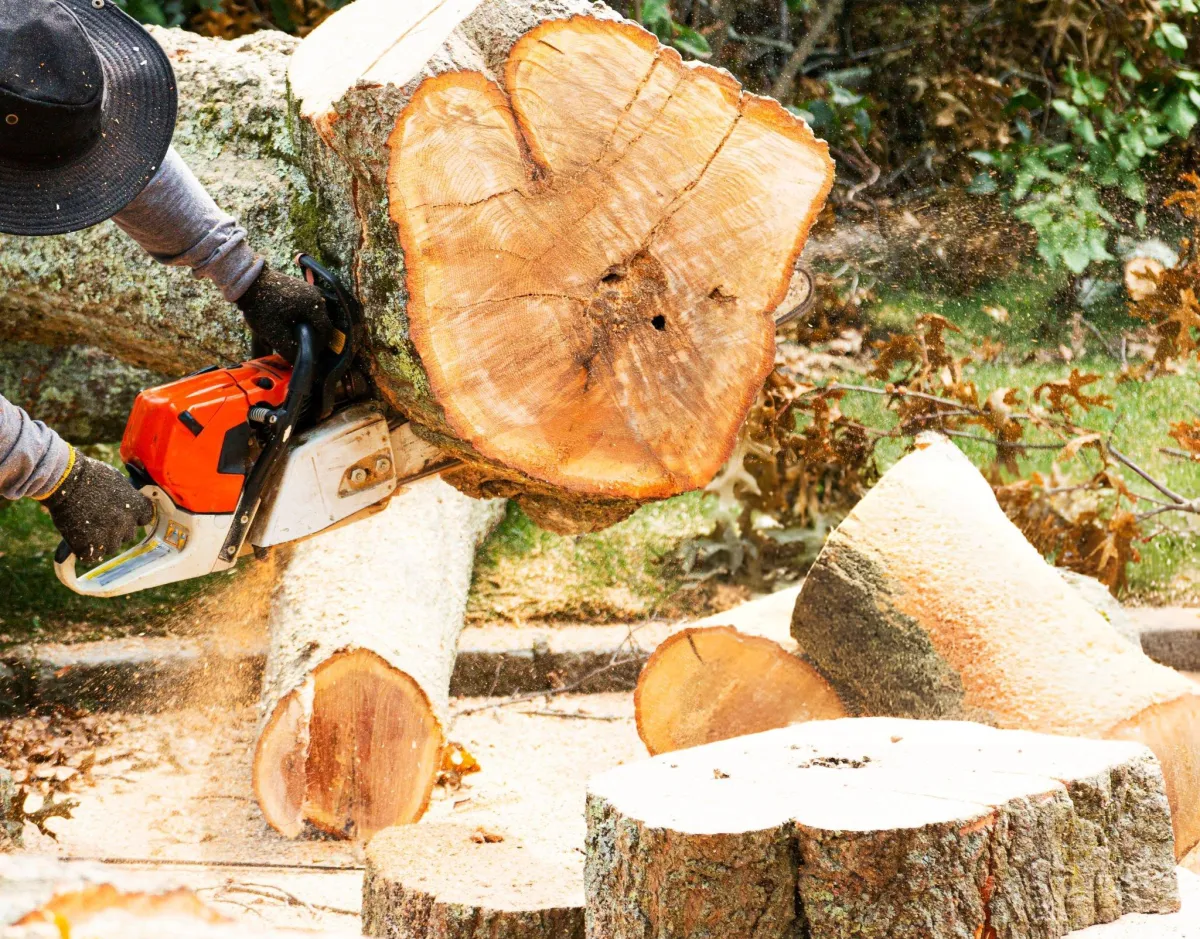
[585, 717, 1180, 939]
[791, 434, 1200, 857]
[363, 823, 584, 939]
[253, 479, 504, 841]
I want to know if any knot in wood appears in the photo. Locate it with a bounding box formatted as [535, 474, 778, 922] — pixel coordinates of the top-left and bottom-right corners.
[587, 251, 669, 334]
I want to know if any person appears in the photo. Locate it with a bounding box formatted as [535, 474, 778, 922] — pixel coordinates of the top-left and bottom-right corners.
[0, 0, 332, 565]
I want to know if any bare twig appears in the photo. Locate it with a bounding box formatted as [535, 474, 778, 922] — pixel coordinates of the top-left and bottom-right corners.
[940, 429, 1065, 450]
[453, 655, 644, 716]
[1161, 446, 1200, 462]
[1079, 318, 1122, 361]
[771, 0, 847, 101]
[198, 881, 358, 917]
[1105, 445, 1189, 505]
[522, 709, 627, 722]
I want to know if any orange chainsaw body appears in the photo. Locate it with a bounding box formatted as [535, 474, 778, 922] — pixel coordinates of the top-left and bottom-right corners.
[120, 357, 291, 515]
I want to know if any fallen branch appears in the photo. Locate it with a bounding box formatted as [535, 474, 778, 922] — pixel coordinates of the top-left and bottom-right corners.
[771, 0, 847, 101]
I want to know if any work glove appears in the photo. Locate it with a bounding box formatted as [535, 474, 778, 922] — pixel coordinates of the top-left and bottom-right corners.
[42, 451, 155, 566]
[236, 264, 335, 363]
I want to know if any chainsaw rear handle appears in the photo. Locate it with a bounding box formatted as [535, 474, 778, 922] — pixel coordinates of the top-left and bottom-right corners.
[53, 488, 167, 598]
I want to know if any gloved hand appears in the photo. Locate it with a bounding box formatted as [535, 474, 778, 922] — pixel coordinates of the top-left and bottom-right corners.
[236, 264, 335, 362]
[42, 451, 155, 565]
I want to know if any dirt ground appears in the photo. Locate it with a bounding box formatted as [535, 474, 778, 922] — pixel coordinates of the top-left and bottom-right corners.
[14, 693, 643, 932]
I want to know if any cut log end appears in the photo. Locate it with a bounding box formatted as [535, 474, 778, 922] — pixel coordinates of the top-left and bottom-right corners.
[363, 823, 584, 939]
[254, 648, 444, 841]
[386, 16, 833, 502]
[634, 626, 846, 755]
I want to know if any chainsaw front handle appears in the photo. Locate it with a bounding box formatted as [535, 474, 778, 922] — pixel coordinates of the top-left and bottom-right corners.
[53, 487, 237, 598]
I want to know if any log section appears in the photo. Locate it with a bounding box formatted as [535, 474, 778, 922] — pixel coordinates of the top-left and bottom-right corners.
[791, 434, 1200, 857]
[290, 0, 834, 529]
[253, 479, 504, 841]
[585, 717, 1180, 939]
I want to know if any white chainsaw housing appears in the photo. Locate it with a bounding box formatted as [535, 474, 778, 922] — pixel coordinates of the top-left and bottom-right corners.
[54, 405, 452, 598]
[250, 403, 397, 548]
[53, 487, 238, 598]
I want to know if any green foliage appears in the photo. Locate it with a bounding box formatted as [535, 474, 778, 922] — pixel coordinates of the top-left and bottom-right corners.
[972, 6, 1200, 274]
[638, 0, 710, 59]
[791, 76, 874, 145]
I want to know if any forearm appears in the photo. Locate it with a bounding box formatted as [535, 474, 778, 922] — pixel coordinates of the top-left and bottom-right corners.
[0, 395, 72, 501]
[113, 147, 264, 301]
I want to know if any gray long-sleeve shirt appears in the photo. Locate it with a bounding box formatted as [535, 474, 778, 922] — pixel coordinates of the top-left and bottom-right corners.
[1, 147, 263, 500]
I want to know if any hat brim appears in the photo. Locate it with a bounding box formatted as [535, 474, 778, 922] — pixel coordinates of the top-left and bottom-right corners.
[0, 0, 177, 236]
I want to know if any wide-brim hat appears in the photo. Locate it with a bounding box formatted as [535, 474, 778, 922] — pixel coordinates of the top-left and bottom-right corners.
[0, 0, 176, 236]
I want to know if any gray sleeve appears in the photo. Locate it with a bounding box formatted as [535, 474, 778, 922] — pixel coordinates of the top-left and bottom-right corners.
[112, 147, 265, 302]
[0, 394, 71, 501]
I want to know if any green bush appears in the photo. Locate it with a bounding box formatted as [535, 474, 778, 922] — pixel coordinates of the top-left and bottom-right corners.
[971, 9, 1200, 274]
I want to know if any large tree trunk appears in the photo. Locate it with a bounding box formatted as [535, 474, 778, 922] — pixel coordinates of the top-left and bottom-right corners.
[0, 29, 303, 376]
[791, 435, 1200, 858]
[253, 478, 504, 841]
[0, 5, 833, 531]
[586, 717, 1181, 939]
[0, 342, 165, 445]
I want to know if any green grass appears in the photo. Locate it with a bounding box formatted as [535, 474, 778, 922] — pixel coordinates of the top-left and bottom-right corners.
[467, 493, 720, 623]
[846, 274, 1200, 601]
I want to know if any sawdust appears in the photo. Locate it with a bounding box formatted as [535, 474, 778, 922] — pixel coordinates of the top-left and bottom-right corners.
[12, 694, 644, 930]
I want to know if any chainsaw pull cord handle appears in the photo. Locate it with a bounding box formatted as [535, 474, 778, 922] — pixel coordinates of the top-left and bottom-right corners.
[215, 322, 318, 563]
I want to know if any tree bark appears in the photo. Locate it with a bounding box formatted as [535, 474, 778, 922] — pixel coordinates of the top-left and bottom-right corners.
[0, 342, 165, 445]
[363, 822, 584, 939]
[634, 623, 846, 755]
[585, 717, 1180, 939]
[0, 29, 304, 376]
[791, 434, 1200, 858]
[253, 478, 504, 841]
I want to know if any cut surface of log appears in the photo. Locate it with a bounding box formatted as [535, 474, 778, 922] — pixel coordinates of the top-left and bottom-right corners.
[386, 17, 834, 500]
[634, 625, 845, 755]
[253, 479, 504, 840]
[791, 435, 1200, 857]
[363, 822, 584, 939]
[585, 717, 1179, 939]
[289, 0, 834, 522]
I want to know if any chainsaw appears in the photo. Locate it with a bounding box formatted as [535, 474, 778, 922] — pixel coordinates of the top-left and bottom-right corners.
[54, 255, 458, 598]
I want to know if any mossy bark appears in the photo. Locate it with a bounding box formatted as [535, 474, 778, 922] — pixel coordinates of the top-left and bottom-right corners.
[0, 30, 307, 376]
[0, 343, 165, 445]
